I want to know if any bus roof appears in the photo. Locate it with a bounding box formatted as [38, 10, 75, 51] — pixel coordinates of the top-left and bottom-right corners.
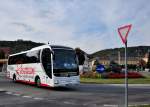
[9, 45, 74, 56]
[30, 45, 51, 51]
[9, 45, 49, 56]
[50, 45, 73, 50]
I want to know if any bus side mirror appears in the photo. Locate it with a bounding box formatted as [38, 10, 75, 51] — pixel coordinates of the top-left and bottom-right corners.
[52, 52, 55, 60]
[76, 53, 85, 65]
[50, 50, 55, 60]
[51, 50, 54, 55]
[53, 54, 55, 60]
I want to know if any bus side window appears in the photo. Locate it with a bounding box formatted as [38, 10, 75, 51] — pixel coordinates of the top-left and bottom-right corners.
[42, 48, 52, 78]
[26, 50, 40, 63]
[8, 56, 13, 65]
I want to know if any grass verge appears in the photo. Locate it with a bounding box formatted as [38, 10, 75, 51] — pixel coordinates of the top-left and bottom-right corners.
[80, 77, 150, 84]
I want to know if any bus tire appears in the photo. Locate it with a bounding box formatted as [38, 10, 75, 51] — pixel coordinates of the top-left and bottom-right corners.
[13, 74, 16, 82]
[35, 77, 41, 87]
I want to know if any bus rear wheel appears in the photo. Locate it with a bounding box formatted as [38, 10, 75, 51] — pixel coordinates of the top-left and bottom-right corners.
[35, 78, 41, 87]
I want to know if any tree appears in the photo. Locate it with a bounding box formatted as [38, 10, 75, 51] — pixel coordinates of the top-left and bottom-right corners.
[109, 60, 122, 73]
[139, 59, 146, 70]
[0, 50, 5, 59]
[147, 52, 150, 70]
[75, 48, 85, 65]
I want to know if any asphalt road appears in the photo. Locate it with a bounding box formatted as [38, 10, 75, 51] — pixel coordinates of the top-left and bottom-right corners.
[0, 74, 150, 107]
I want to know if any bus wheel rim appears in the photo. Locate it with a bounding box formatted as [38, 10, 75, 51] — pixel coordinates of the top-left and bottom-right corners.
[37, 79, 41, 86]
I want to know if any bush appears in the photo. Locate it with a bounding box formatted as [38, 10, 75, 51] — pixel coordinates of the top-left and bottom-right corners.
[80, 71, 144, 79]
[101, 72, 144, 79]
[80, 71, 101, 78]
[105, 67, 111, 72]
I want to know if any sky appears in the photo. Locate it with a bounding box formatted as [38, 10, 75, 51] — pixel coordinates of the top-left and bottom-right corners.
[0, 0, 150, 54]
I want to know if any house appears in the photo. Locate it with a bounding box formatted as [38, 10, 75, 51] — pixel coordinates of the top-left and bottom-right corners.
[142, 53, 149, 63]
[0, 47, 10, 72]
[89, 56, 139, 69]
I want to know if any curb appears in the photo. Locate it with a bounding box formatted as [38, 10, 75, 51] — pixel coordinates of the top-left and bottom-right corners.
[0, 72, 6, 77]
[129, 104, 150, 107]
[0, 89, 5, 92]
[109, 84, 150, 87]
[81, 83, 150, 87]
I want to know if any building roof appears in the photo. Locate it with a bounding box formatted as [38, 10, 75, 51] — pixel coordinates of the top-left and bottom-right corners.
[0, 59, 8, 63]
[0, 47, 10, 55]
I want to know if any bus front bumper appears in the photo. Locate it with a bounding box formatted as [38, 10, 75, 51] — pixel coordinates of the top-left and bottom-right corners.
[53, 76, 80, 87]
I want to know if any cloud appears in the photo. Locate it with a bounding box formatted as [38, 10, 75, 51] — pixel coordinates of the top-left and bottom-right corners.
[11, 22, 34, 32]
[0, 0, 150, 53]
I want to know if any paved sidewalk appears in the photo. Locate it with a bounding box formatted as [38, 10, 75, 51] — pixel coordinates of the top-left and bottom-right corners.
[0, 71, 6, 77]
[0, 71, 6, 92]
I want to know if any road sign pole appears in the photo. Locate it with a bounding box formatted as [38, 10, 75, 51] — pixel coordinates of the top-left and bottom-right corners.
[125, 41, 128, 107]
[117, 24, 132, 107]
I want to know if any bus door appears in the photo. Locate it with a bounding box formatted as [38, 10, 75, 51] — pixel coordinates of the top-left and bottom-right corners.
[42, 48, 52, 83]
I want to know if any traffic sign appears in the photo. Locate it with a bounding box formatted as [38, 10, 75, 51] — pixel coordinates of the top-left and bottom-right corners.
[118, 24, 132, 44]
[96, 64, 105, 73]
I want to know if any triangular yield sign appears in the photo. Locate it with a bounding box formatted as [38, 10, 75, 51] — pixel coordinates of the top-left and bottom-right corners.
[118, 24, 132, 44]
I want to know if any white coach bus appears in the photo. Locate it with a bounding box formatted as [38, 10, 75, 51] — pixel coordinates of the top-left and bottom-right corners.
[7, 45, 80, 87]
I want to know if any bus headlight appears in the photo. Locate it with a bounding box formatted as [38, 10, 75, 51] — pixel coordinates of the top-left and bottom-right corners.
[54, 80, 59, 84]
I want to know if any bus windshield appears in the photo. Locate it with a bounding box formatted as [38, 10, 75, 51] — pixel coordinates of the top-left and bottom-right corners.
[53, 49, 78, 76]
[53, 49, 78, 69]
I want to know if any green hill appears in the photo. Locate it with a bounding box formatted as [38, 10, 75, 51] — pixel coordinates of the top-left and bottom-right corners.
[89, 46, 150, 59]
[0, 39, 44, 54]
[0, 40, 150, 60]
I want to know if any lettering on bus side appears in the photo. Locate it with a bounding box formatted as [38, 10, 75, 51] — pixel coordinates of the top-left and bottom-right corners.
[16, 64, 35, 78]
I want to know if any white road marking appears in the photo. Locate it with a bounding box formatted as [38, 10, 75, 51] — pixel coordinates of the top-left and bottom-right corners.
[5, 91, 78, 105]
[103, 104, 118, 107]
[22, 96, 32, 98]
[63, 101, 76, 105]
[5, 91, 45, 101]
[5, 92, 13, 95]
[12, 93, 21, 96]
[33, 97, 44, 100]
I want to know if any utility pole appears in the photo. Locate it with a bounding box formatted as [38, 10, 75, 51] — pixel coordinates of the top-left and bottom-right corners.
[147, 49, 150, 72]
[118, 51, 121, 65]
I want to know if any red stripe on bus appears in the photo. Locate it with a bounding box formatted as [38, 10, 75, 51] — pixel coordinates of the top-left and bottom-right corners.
[16, 80, 35, 85]
[16, 80, 49, 87]
[40, 83, 49, 87]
